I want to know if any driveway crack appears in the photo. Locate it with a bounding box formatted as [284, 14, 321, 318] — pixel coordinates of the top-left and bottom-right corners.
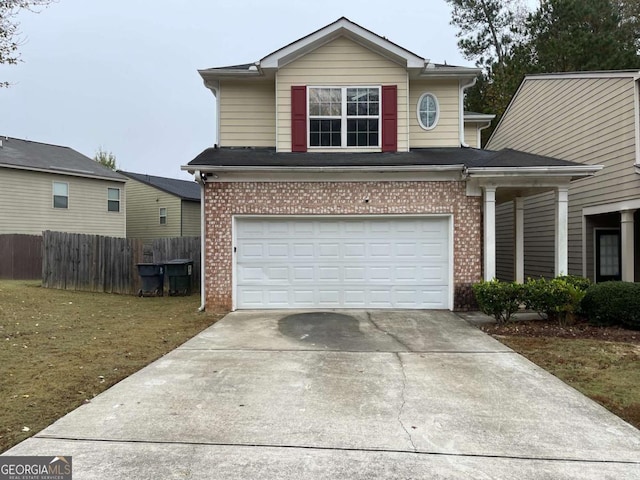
[394, 352, 417, 452]
[366, 312, 410, 351]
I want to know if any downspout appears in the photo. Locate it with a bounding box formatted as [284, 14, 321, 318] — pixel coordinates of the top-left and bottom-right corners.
[459, 77, 478, 147]
[634, 75, 640, 174]
[477, 121, 493, 149]
[195, 170, 206, 312]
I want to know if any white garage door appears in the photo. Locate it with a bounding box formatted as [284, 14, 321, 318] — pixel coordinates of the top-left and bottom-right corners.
[235, 217, 451, 309]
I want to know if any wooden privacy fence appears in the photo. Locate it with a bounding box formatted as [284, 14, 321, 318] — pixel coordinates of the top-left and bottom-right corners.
[42, 231, 200, 295]
[0, 234, 43, 280]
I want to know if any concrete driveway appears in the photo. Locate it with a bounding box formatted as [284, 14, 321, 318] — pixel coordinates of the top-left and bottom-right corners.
[4, 310, 640, 478]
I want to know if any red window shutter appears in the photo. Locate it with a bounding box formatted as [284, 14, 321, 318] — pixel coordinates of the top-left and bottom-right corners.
[291, 86, 307, 152]
[381, 85, 397, 152]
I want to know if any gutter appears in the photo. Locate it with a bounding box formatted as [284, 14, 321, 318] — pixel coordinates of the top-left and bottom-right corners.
[195, 170, 206, 312]
[466, 165, 603, 177]
[459, 77, 478, 147]
[182, 164, 466, 174]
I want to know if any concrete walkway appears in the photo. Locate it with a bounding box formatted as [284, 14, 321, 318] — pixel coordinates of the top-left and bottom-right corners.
[4, 310, 640, 478]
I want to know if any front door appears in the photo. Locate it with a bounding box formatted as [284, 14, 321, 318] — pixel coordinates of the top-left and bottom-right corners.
[595, 229, 621, 282]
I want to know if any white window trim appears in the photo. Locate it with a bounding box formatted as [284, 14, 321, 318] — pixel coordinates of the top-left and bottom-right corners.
[159, 207, 167, 225]
[417, 92, 439, 131]
[307, 85, 381, 149]
[107, 187, 121, 213]
[52, 181, 69, 209]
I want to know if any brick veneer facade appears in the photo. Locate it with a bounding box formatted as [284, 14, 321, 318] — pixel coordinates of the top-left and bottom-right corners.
[204, 180, 482, 310]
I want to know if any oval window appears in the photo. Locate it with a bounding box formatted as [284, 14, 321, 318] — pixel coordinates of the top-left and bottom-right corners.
[417, 93, 439, 130]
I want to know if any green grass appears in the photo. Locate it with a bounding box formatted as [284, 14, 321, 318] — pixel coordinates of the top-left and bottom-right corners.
[0, 280, 226, 453]
[495, 335, 640, 429]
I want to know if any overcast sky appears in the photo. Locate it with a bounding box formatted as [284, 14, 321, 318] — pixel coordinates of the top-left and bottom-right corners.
[2, 0, 489, 180]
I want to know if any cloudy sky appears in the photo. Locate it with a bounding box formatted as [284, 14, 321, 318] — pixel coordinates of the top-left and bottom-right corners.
[2, 0, 490, 180]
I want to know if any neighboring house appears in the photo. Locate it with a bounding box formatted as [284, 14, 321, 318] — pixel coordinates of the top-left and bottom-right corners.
[118, 171, 201, 244]
[0, 136, 126, 237]
[183, 17, 601, 311]
[487, 71, 640, 284]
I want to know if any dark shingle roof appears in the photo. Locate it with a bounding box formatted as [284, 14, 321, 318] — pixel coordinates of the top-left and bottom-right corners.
[187, 147, 579, 169]
[0, 136, 125, 181]
[119, 171, 200, 201]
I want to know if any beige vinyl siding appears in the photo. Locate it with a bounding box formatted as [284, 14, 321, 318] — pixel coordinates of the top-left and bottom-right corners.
[488, 76, 640, 279]
[219, 80, 276, 147]
[409, 80, 460, 148]
[496, 202, 514, 281]
[464, 124, 479, 148]
[276, 36, 409, 152]
[180, 200, 201, 237]
[0, 168, 125, 236]
[125, 179, 183, 243]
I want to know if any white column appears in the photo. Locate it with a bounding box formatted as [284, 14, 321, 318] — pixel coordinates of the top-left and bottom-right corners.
[514, 197, 525, 283]
[621, 209, 636, 282]
[484, 187, 497, 281]
[555, 187, 569, 276]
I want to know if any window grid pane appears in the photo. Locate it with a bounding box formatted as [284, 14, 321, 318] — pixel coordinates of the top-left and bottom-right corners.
[419, 93, 438, 129]
[347, 119, 379, 147]
[600, 234, 620, 276]
[309, 86, 380, 148]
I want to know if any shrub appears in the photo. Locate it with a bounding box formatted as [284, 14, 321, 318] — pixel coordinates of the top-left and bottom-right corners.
[523, 277, 588, 326]
[472, 279, 523, 324]
[581, 282, 640, 329]
[556, 275, 592, 293]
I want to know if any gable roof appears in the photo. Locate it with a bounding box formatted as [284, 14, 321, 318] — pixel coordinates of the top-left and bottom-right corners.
[119, 171, 200, 201]
[0, 136, 125, 181]
[199, 18, 480, 81]
[487, 70, 640, 148]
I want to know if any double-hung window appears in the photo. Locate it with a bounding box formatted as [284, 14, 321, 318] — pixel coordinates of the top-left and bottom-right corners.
[159, 207, 167, 225]
[308, 86, 380, 148]
[107, 188, 120, 212]
[53, 182, 69, 209]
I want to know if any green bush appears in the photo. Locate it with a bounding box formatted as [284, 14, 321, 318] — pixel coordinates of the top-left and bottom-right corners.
[472, 279, 523, 324]
[556, 275, 592, 292]
[581, 282, 640, 329]
[523, 277, 588, 326]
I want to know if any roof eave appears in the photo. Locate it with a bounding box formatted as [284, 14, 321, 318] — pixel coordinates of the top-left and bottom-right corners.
[466, 165, 603, 178]
[0, 162, 127, 182]
[418, 67, 481, 79]
[464, 113, 496, 122]
[181, 164, 466, 174]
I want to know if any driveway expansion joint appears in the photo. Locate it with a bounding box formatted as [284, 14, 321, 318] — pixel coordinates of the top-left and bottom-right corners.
[30, 436, 640, 466]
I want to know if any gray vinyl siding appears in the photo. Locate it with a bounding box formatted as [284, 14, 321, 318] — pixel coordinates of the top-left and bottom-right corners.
[0, 167, 125, 236]
[487, 76, 640, 279]
[496, 202, 514, 281]
[125, 179, 183, 243]
[180, 200, 201, 237]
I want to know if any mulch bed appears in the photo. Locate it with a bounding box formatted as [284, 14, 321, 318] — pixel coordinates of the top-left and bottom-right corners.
[480, 317, 640, 344]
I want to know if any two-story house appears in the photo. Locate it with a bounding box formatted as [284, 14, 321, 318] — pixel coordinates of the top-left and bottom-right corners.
[184, 18, 602, 312]
[0, 136, 126, 237]
[118, 171, 200, 244]
[487, 71, 640, 284]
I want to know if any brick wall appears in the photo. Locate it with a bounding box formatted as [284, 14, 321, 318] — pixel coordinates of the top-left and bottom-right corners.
[204, 181, 482, 310]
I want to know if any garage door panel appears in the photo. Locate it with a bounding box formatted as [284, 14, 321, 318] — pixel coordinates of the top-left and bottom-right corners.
[344, 243, 366, 258]
[318, 243, 340, 258]
[236, 217, 450, 309]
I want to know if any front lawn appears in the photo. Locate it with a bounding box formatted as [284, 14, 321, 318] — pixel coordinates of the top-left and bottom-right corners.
[0, 280, 226, 453]
[481, 320, 640, 429]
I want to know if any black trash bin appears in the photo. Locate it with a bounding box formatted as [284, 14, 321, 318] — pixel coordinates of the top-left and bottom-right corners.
[165, 259, 193, 296]
[137, 263, 164, 297]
